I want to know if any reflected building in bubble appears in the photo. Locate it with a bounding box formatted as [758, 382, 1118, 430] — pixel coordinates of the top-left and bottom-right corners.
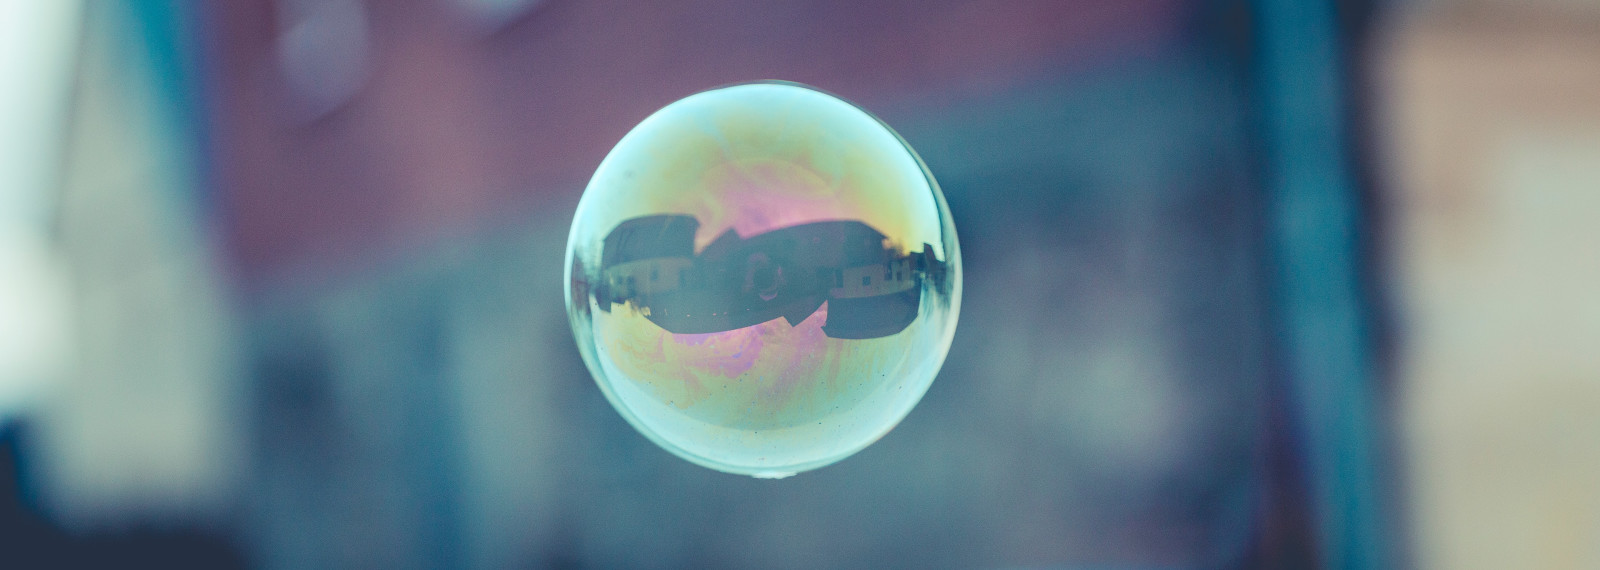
[592, 215, 948, 340]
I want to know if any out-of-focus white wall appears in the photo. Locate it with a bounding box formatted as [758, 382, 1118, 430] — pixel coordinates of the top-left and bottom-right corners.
[38, 1, 242, 525]
[0, 0, 243, 527]
[0, 0, 81, 417]
[1378, 4, 1600, 569]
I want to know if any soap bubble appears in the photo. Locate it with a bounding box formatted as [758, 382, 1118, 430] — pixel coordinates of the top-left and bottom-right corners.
[564, 81, 961, 478]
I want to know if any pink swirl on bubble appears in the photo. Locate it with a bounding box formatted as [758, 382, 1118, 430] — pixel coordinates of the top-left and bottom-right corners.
[693, 160, 853, 251]
[668, 302, 832, 408]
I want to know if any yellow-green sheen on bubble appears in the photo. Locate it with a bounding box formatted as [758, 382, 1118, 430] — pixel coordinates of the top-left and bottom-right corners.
[564, 81, 961, 478]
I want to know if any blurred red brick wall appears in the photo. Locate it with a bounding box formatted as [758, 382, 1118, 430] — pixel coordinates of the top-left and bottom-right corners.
[204, 0, 1185, 283]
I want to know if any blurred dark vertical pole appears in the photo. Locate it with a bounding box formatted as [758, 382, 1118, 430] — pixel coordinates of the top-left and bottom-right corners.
[1252, 0, 1393, 568]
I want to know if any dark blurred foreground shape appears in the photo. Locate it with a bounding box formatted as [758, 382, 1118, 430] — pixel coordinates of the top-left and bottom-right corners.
[34, 0, 1593, 567]
[0, 423, 247, 568]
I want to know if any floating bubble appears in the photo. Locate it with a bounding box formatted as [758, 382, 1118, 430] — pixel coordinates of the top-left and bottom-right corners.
[564, 81, 961, 478]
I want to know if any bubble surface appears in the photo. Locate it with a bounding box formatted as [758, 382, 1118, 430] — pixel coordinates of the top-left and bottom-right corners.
[564, 82, 961, 477]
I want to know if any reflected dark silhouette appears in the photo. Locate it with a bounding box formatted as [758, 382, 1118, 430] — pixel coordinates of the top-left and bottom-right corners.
[592, 215, 946, 339]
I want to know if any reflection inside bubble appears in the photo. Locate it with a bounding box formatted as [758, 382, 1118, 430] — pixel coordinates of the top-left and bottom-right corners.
[593, 215, 949, 340]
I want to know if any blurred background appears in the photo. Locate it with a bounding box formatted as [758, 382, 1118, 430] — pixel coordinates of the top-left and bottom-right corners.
[0, 0, 1595, 568]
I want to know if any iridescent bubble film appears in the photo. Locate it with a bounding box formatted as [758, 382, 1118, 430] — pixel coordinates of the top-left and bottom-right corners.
[564, 82, 961, 478]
